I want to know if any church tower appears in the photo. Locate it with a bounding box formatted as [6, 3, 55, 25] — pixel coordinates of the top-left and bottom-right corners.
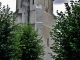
[16, 0, 54, 60]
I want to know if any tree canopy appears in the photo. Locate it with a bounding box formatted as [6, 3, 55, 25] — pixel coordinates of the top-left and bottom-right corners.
[0, 5, 21, 60]
[50, 0, 80, 60]
[0, 4, 44, 60]
[19, 24, 44, 60]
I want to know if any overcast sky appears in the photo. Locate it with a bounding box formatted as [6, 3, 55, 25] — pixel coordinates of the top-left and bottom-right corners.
[53, 0, 69, 15]
[0, 0, 16, 12]
[0, 0, 76, 15]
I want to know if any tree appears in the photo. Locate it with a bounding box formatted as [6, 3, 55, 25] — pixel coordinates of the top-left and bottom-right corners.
[0, 3, 44, 60]
[0, 4, 21, 60]
[19, 24, 44, 60]
[50, 0, 80, 60]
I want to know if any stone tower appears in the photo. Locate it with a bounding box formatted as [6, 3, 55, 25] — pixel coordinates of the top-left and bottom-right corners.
[16, 0, 54, 60]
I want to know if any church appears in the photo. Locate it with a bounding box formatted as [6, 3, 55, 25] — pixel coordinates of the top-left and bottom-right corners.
[16, 0, 55, 60]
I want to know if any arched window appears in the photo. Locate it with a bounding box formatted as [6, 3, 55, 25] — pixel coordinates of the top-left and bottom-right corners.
[47, 38, 49, 47]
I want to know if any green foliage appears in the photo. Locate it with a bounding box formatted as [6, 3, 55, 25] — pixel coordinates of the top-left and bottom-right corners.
[50, 0, 80, 60]
[0, 5, 21, 60]
[0, 3, 44, 60]
[19, 24, 44, 60]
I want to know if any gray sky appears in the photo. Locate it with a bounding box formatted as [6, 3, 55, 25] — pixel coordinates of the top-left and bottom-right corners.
[53, 0, 70, 15]
[0, 0, 16, 12]
[54, 0, 69, 4]
[0, 0, 75, 15]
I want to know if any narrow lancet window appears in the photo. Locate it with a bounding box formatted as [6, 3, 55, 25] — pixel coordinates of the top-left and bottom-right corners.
[33, 0, 34, 5]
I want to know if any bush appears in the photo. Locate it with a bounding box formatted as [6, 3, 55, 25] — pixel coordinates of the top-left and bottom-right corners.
[19, 24, 44, 60]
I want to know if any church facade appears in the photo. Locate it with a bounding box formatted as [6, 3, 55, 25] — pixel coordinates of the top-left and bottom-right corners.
[16, 0, 55, 60]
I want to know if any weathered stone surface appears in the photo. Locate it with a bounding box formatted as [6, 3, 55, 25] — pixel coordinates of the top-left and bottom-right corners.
[16, 0, 55, 60]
